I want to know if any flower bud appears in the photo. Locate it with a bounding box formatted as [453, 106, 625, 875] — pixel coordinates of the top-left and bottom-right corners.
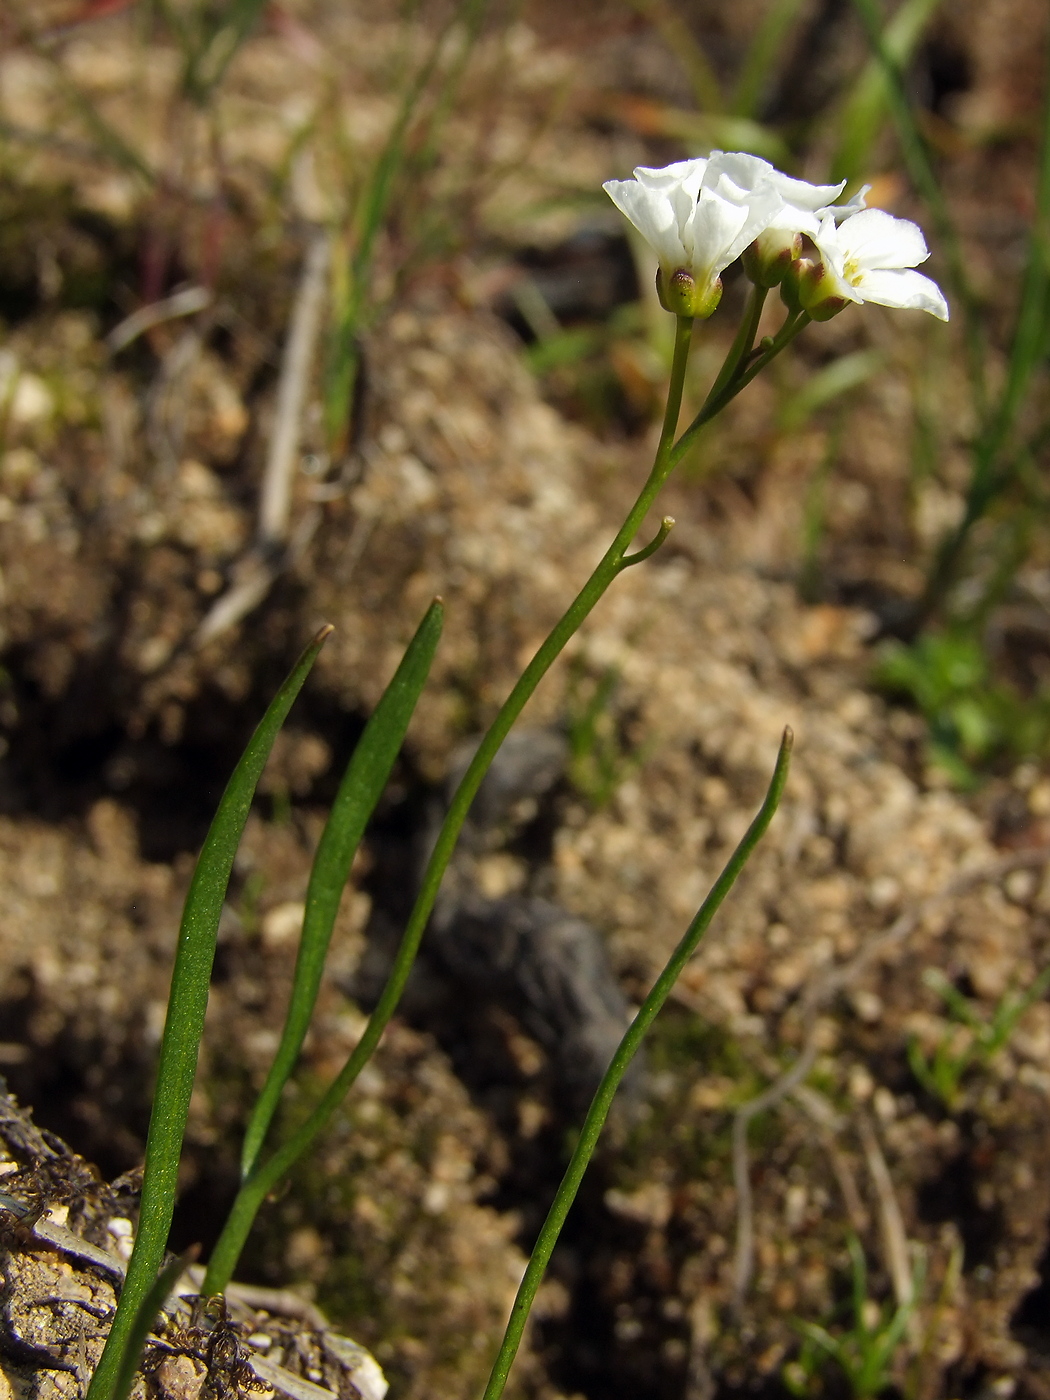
[656, 267, 723, 320]
[795, 258, 850, 321]
[742, 226, 803, 288]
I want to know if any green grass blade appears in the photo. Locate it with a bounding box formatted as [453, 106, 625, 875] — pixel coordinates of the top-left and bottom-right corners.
[110, 1250, 195, 1400]
[848, 0, 987, 418]
[480, 729, 793, 1400]
[240, 600, 444, 1178]
[627, 0, 724, 112]
[777, 349, 883, 432]
[182, 0, 270, 104]
[832, 0, 942, 185]
[965, 31, 1050, 505]
[731, 0, 806, 119]
[86, 625, 332, 1400]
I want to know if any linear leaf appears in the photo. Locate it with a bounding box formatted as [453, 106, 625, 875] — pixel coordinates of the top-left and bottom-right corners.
[86, 625, 332, 1400]
[240, 600, 444, 1177]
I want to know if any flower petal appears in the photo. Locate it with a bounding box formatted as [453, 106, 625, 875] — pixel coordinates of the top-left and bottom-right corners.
[634, 158, 708, 194]
[838, 208, 929, 269]
[817, 185, 870, 222]
[603, 178, 688, 269]
[707, 150, 845, 210]
[854, 267, 949, 320]
[684, 188, 750, 278]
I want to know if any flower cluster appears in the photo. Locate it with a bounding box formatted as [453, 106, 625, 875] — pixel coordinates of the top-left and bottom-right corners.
[603, 151, 948, 323]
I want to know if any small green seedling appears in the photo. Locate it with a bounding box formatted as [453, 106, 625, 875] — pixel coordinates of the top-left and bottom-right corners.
[566, 663, 649, 809]
[908, 964, 1050, 1110]
[784, 1236, 923, 1400]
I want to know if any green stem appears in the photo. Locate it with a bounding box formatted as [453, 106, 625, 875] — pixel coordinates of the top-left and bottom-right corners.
[704, 283, 768, 409]
[480, 728, 794, 1400]
[200, 315, 696, 1295]
[673, 307, 810, 465]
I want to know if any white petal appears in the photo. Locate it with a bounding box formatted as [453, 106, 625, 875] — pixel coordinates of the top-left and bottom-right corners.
[763, 201, 820, 237]
[722, 186, 785, 265]
[818, 185, 870, 221]
[854, 267, 949, 319]
[810, 212, 850, 282]
[706, 151, 844, 210]
[635, 159, 707, 202]
[603, 178, 688, 269]
[765, 170, 845, 211]
[703, 151, 773, 199]
[684, 188, 749, 278]
[838, 208, 929, 270]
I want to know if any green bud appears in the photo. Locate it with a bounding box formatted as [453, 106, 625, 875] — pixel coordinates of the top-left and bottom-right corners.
[656, 267, 723, 320]
[742, 228, 802, 288]
[794, 257, 850, 322]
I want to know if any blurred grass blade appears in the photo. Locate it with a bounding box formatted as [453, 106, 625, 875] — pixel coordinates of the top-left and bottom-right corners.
[848, 0, 987, 414]
[832, 0, 941, 184]
[324, 14, 450, 451]
[182, 0, 269, 104]
[778, 349, 883, 431]
[627, 0, 723, 112]
[731, 0, 806, 119]
[240, 599, 444, 1178]
[644, 106, 789, 163]
[86, 625, 332, 1400]
[980, 46, 1050, 468]
[920, 22, 1050, 616]
[111, 1250, 196, 1400]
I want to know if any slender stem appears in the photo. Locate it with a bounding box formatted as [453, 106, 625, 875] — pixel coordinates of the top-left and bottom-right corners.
[655, 315, 694, 461]
[201, 314, 696, 1295]
[618, 515, 675, 570]
[704, 283, 768, 410]
[480, 729, 794, 1400]
[672, 308, 810, 467]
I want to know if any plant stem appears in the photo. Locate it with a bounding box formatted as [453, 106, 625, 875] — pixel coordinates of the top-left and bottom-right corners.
[704, 283, 768, 410]
[672, 306, 809, 464]
[200, 314, 696, 1294]
[480, 728, 793, 1400]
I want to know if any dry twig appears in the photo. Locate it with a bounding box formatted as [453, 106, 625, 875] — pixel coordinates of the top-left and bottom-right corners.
[195, 230, 330, 647]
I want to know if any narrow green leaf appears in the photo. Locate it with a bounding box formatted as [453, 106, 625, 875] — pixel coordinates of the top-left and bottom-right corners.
[111, 1250, 196, 1400]
[832, 0, 942, 185]
[731, 0, 807, 119]
[86, 625, 332, 1400]
[480, 729, 793, 1400]
[777, 349, 883, 431]
[240, 599, 444, 1178]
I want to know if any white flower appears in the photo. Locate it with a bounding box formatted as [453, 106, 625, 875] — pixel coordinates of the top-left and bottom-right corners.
[800, 207, 949, 321]
[603, 152, 854, 314]
[707, 151, 845, 221]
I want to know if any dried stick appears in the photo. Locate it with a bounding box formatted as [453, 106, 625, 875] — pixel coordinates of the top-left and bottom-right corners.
[106, 286, 211, 354]
[195, 230, 330, 647]
[731, 847, 1050, 1303]
[258, 232, 331, 546]
[857, 1111, 915, 1310]
[791, 1083, 871, 1235]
